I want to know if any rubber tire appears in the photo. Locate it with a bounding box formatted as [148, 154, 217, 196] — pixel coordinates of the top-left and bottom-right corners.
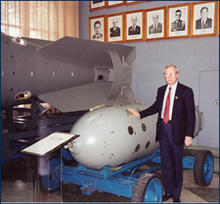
[131, 173, 162, 202]
[193, 150, 214, 186]
[184, 148, 199, 157]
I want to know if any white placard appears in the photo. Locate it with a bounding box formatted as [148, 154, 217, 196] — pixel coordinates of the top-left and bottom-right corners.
[21, 132, 78, 156]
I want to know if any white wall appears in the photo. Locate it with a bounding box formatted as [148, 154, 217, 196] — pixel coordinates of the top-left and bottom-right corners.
[79, 1, 219, 147]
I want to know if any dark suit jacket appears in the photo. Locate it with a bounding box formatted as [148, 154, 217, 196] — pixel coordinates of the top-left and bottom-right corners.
[110, 27, 121, 37]
[92, 33, 103, 39]
[139, 82, 195, 145]
[196, 18, 212, 29]
[171, 20, 185, 31]
[149, 23, 162, 34]
[128, 25, 141, 35]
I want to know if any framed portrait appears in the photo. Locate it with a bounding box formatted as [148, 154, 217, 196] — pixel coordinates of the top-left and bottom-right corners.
[191, 1, 217, 37]
[107, 13, 124, 43]
[145, 7, 166, 41]
[89, 16, 105, 42]
[217, 1, 219, 36]
[106, 1, 124, 8]
[125, 1, 145, 5]
[167, 3, 190, 39]
[125, 10, 144, 42]
[89, 1, 106, 11]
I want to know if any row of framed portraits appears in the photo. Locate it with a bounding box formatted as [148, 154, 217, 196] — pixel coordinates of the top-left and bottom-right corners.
[89, 1, 219, 43]
[90, 1, 146, 11]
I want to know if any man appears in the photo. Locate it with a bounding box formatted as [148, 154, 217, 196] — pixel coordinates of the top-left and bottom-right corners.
[149, 14, 162, 34]
[92, 20, 103, 40]
[110, 19, 121, 37]
[128, 15, 141, 35]
[171, 10, 185, 32]
[196, 7, 212, 29]
[128, 64, 195, 202]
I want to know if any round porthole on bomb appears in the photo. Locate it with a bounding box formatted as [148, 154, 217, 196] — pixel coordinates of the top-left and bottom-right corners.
[128, 126, 134, 135]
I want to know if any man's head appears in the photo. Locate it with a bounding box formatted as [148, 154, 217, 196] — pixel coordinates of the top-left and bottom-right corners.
[152, 14, 159, 24]
[175, 9, 182, 21]
[163, 64, 179, 85]
[200, 7, 209, 19]
[131, 16, 137, 27]
[94, 21, 101, 34]
[112, 19, 118, 28]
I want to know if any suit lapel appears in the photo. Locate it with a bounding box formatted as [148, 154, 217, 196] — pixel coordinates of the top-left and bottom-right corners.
[172, 82, 181, 117]
[159, 85, 167, 112]
[161, 85, 167, 98]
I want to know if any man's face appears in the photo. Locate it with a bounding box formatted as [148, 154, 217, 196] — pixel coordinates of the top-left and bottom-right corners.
[153, 15, 159, 24]
[113, 20, 117, 28]
[201, 8, 208, 19]
[94, 23, 101, 34]
[175, 11, 181, 21]
[164, 66, 179, 85]
[131, 17, 137, 27]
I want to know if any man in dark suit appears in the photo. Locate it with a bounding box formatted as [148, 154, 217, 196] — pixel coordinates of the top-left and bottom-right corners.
[92, 20, 103, 40]
[128, 64, 195, 202]
[171, 10, 185, 32]
[128, 15, 141, 35]
[110, 19, 121, 37]
[196, 7, 212, 29]
[149, 14, 162, 34]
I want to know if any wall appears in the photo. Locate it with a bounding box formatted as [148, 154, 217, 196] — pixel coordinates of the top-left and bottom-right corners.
[79, 1, 219, 147]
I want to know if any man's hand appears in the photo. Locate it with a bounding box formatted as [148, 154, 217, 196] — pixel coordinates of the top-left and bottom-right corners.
[184, 136, 192, 147]
[127, 108, 140, 118]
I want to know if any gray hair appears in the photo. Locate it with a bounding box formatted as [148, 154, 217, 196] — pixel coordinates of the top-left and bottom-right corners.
[164, 64, 179, 74]
[131, 15, 137, 21]
[152, 14, 159, 19]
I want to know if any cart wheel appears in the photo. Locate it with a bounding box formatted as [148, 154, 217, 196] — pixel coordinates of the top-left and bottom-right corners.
[40, 158, 62, 191]
[193, 150, 214, 186]
[184, 148, 199, 157]
[131, 173, 162, 202]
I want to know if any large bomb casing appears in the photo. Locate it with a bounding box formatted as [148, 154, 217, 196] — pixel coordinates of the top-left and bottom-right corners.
[1, 33, 135, 112]
[68, 104, 159, 169]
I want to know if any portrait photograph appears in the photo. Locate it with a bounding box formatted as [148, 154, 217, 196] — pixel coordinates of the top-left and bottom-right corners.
[167, 3, 190, 38]
[89, 1, 105, 11]
[217, 1, 219, 36]
[89, 16, 105, 42]
[125, 1, 144, 5]
[125, 10, 144, 41]
[106, 1, 124, 8]
[191, 1, 217, 37]
[107, 14, 124, 43]
[145, 7, 166, 40]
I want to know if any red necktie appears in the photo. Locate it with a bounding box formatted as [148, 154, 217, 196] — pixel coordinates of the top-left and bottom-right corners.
[163, 87, 171, 123]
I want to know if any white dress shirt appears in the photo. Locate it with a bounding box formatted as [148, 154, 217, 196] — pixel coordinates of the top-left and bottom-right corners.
[161, 81, 178, 121]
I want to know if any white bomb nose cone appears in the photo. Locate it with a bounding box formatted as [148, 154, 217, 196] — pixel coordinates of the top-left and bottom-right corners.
[68, 105, 159, 169]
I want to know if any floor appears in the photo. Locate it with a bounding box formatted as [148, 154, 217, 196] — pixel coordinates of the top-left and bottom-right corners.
[1, 146, 219, 203]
